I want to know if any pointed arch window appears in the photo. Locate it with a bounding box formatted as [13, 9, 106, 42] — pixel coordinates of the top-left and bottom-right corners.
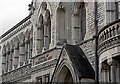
[57, 7, 66, 44]
[73, 2, 86, 43]
[44, 9, 51, 49]
[106, 1, 118, 23]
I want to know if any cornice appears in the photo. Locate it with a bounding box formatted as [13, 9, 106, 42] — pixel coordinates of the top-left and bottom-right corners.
[0, 14, 32, 43]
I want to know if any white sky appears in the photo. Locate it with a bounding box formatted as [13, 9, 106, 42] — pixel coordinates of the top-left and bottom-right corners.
[0, 0, 32, 36]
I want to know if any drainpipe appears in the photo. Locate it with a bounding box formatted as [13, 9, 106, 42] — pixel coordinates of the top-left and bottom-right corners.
[94, 0, 99, 84]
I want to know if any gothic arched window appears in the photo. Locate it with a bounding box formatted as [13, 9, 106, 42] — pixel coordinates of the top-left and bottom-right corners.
[44, 9, 51, 49]
[73, 2, 86, 43]
[57, 7, 66, 44]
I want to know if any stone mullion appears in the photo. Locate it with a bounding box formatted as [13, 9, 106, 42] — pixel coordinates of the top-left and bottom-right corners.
[46, 23, 50, 49]
[8, 50, 13, 71]
[6, 51, 10, 72]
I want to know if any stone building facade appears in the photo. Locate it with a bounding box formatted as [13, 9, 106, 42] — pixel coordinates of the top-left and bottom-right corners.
[0, 0, 120, 83]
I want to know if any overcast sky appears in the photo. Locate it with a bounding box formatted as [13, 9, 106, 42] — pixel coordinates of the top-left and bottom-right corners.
[0, 0, 32, 36]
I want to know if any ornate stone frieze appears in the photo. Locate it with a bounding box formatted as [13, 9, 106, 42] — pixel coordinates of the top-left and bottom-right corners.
[98, 20, 120, 54]
[33, 48, 57, 66]
[32, 59, 57, 72]
[2, 63, 31, 82]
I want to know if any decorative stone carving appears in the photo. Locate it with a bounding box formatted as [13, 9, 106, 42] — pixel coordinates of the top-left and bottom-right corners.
[98, 21, 120, 54]
[2, 63, 31, 82]
[32, 59, 57, 72]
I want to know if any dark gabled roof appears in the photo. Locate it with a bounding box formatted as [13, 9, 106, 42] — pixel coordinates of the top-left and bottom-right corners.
[64, 44, 95, 79]
[50, 44, 95, 83]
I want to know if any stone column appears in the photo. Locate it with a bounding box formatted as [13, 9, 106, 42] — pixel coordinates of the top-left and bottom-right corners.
[6, 51, 10, 72]
[107, 58, 117, 83]
[8, 50, 12, 71]
[25, 39, 31, 63]
[2, 53, 6, 74]
[13, 46, 19, 69]
[19, 43, 25, 66]
[102, 63, 108, 82]
[25, 40, 28, 63]
[111, 65, 116, 82]
[8, 49, 13, 71]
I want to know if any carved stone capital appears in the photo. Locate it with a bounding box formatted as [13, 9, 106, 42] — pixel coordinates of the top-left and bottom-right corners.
[107, 58, 117, 66]
[102, 63, 108, 70]
[19, 43, 25, 47]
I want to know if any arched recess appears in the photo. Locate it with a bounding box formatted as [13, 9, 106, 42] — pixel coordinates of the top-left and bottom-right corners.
[37, 1, 52, 17]
[37, 14, 44, 53]
[73, 2, 86, 43]
[57, 65, 73, 83]
[44, 9, 51, 49]
[52, 59, 79, 83]
[2, 44, 6, 73]
[56, 4, 66, 45]
[25, 29, 30, 63]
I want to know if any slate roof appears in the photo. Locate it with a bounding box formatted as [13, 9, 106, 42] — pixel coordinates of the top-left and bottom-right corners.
[51, 44, 95, 82]
[64, 44, 95, 79]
